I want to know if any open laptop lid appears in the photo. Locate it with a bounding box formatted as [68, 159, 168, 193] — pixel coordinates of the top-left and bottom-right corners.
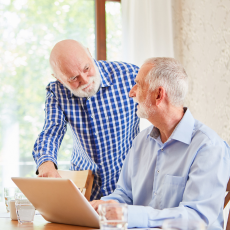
[11, 177, 99, 228]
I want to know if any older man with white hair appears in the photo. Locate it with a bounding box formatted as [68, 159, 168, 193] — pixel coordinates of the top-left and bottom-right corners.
[91, 57, 230, 229]
[32, 39, 140, 200]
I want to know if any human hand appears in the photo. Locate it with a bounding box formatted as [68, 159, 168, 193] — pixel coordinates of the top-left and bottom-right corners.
[38, 161, 61, 178]
[90, 199, 119, 213]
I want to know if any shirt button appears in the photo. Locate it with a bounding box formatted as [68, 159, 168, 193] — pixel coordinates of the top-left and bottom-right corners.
[91, 115, 94, 118]
[95, 132, 98, 136]
[154, 192, 157, 196]
[157, 170, 160, 173]
[161, 148, 164, 151]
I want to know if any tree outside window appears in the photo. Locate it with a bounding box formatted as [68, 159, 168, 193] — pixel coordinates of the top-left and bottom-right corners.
[0, 0, 122, 201]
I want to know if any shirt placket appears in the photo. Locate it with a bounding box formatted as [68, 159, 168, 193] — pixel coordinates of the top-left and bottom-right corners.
[84, 97, 99, 164]
[151, 143, 164, 207]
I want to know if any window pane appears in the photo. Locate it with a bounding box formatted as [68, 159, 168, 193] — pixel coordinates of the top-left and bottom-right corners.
[0, 0, 95, 201]
[106, 1, 122, 61]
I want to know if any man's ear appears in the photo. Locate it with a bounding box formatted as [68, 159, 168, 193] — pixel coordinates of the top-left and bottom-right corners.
[52, 73, 63, 84]
[155, 87, 165, 106]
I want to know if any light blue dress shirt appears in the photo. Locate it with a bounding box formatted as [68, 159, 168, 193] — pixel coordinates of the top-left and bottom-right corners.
[101, 108, 230, 229]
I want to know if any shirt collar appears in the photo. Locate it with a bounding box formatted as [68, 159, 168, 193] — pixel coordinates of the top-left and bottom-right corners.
[67, 60, 112, 99]
[148, 108, 195, 145]
[94, 60, 112, 88]
[170, 108, 195, 144]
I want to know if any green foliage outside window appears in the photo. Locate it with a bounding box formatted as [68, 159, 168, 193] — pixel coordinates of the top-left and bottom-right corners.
[0, 0, 95, 201]
[0, 0, 122, 202]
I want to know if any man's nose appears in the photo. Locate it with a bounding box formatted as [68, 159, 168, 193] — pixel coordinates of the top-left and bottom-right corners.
[79, 73, 89, 85]
[129, 85, 136, 98]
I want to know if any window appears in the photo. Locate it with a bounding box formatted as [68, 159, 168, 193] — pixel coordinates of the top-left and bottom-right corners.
[0, 0, 121, 201]
[106, 1, 122, 61]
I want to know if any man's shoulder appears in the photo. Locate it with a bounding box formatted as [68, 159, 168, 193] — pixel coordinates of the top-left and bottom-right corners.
[192, 119, 228, 147]
[46, 81, 70, 98]
[97, 60, 139, 74]
[47, 80, 69, 90]
[46, 80, 59, 89]
[132, 125, 153, 144]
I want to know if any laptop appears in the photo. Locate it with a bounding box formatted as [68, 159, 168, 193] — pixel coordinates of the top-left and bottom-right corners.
[11, 177, 99, 228]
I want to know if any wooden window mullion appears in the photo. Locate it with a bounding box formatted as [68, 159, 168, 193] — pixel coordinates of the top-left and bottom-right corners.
[95, 0, 121, 60]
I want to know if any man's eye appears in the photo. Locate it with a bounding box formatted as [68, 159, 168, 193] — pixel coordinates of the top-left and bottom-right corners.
[69, 76, 77, 82]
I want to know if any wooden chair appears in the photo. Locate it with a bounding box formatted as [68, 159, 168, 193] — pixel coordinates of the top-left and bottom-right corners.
[57, 170, 94, 201]
[224, 179, 230, 230]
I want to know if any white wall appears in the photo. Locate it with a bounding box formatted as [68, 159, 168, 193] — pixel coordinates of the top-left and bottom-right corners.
[172, 0, 230, 144]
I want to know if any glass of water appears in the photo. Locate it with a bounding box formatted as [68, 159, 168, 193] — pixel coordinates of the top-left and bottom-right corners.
[4, 187, 21, 212]
[98, 203, 128, 230]
[15, 193, 35, 224]
[162, 218, 206, 230]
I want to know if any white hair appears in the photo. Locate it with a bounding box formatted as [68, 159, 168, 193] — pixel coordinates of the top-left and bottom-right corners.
[143, 57, 188, 107]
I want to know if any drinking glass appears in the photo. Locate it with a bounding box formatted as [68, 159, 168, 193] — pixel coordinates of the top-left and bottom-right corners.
[15, 193, 35, 224]
[162, 219, 206, 230]
[4, 187, 20, 212]
[98, 203, 128, 230]
[9, 200, 18, 220]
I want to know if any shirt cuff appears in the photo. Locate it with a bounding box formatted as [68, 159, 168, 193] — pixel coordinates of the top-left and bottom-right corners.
[127, 205, 148, 228]
[35, 155, 58, 175]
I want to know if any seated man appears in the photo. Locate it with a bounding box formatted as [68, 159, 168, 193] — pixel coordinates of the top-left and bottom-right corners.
[91, 57, 230, 229]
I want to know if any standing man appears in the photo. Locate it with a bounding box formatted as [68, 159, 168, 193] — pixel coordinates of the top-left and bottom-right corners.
[32, 39, 140, 200]
[91, 57, 230, 229]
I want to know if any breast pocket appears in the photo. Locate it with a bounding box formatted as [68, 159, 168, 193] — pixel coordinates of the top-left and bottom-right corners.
[160, 175, 186, 209]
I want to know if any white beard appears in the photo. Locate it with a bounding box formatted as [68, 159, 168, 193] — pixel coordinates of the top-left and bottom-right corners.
[67, 64, 101, 98]
[133, 97, 149, 119]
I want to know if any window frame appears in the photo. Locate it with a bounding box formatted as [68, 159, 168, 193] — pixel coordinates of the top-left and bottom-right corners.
[95, 0, 121, 60]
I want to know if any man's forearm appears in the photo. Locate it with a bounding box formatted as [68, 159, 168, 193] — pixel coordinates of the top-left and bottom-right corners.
[38, 161, 56, 173]
[35, 154, 58, 175]
[37, 161, 61, 178]
[32, 86, 67, 174]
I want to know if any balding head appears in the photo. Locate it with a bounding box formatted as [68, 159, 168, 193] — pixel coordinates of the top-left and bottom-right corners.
[49, 39, 101, 98]
[50, 39, 91, 75]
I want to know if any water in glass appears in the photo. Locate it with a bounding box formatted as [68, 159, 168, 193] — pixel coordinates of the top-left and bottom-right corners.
[16, 203, 35, 223]
[100, 220, 127, 230]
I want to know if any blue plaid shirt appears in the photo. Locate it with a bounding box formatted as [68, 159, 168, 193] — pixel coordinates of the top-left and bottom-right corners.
[32, 60, 140, 200]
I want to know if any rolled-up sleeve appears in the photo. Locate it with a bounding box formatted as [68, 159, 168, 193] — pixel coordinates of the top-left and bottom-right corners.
[32, 85, 67, 171]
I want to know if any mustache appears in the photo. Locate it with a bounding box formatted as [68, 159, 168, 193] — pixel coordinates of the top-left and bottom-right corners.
[79, 77, 94, 90]
[133, 97, 138, 104]
[80, 68, 101, 91]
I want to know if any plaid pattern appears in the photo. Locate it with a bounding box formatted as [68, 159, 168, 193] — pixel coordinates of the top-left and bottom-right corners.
[32, 60, 140, 200]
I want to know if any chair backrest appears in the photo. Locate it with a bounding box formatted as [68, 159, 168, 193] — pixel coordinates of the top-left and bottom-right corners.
[224, 179, 230, 230]
[57, 170, 94, 201]
[225, 179, 230, 208]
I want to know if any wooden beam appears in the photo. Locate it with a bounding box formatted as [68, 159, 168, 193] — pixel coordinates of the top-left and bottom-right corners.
[95, 0, 121, 60]
[95, 0, 106, 60]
